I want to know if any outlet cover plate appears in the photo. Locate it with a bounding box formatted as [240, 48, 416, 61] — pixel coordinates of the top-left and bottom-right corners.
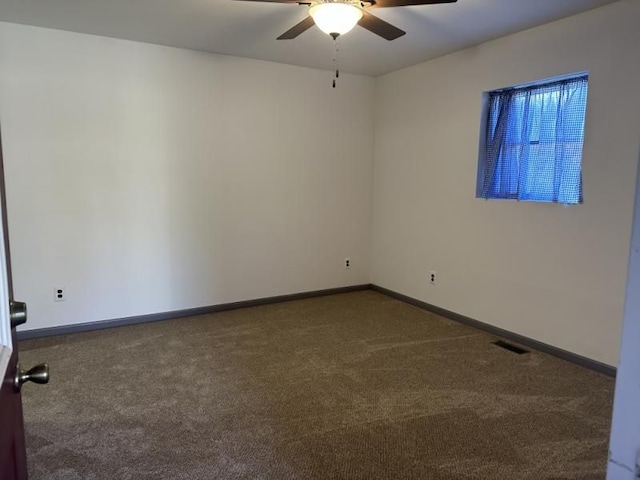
[54, 287, 65, 302]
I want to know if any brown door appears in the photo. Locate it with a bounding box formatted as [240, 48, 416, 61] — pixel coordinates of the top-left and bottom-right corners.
[0, 128, 47, 480]
[1, 329, 28, 480]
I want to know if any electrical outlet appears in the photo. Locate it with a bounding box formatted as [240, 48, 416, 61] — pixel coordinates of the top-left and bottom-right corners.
[345, 257, 351, 269]
[429, 271, 437, 285]
[54, 287, 66, 302]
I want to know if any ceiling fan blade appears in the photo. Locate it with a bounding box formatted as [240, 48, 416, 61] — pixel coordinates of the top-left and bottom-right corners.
[371, 0, 456, 8]
[235, 0, 303, 3]
[277, 16, 315, 40]
[358, 11, 405, 40]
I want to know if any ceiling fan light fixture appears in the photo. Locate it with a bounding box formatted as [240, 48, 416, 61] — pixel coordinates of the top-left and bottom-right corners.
[309, 3, 363, 37]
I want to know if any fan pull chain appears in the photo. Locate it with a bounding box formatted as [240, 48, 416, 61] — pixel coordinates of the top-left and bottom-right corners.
[332, 38, 340, 88]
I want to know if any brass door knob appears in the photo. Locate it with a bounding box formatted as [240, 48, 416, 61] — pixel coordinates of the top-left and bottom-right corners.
[14, 363, 49, 392]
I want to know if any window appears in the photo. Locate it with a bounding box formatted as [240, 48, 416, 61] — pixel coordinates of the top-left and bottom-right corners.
[477, 74, 588, 204]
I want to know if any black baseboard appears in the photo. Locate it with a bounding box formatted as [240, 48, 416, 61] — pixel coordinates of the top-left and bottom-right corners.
[17, 284, 372, 341]
[370, 284, 617, 377]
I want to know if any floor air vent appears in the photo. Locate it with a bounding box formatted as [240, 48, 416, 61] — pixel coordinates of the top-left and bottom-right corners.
[493, 340, 529, 355]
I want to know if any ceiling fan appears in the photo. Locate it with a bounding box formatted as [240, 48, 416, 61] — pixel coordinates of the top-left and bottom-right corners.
[237, 0, 457, 41]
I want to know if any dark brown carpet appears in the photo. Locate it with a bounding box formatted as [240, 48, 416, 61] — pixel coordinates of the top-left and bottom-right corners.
[19, 290, 614, 479]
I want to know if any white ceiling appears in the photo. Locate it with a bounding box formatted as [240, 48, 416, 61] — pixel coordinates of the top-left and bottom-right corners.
[0, 0, 619, 76]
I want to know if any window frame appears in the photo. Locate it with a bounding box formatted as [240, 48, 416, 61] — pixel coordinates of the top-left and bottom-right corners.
[476, 72, 589, 205]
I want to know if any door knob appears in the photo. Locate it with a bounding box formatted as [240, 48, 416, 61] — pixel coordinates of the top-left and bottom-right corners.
[14, 363, 49, 392]
[9, 300, 27, 328]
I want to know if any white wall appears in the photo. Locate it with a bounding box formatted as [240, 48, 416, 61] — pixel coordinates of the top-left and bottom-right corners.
[371, 0, 640, 366]
[0, 22, 375, 331]
[1, 2, 637, 368]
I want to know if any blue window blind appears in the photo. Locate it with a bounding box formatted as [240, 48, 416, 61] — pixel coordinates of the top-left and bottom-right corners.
[478, 74, 588, 204]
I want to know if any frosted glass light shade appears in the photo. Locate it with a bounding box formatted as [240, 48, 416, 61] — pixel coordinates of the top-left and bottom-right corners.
[309, 3, 363, 37]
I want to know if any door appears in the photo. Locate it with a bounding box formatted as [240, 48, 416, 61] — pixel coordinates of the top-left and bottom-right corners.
[0, 129, 48, 480]
[0, 126, 26, 480]
[1, 329, 28, 480]
[607, 160, 640, 478]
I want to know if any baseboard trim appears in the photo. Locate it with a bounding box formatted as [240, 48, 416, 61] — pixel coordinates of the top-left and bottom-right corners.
[19, 283, 616, 377]
[17, 284, 372, 341]
[370, 284, 617, 377]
